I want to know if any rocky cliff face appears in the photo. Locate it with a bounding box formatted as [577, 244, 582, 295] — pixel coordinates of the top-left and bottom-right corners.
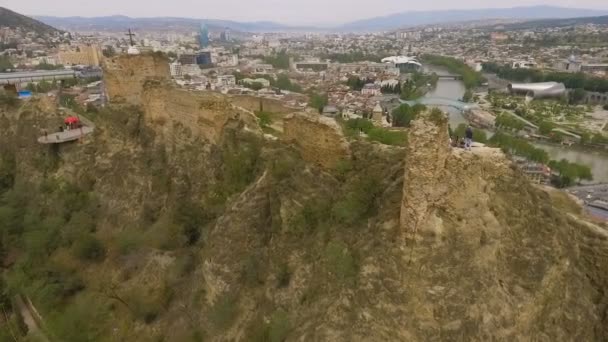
[0, 91, 607, 341]
[142, 84, 259, 144]
[229, 95, 299, 114]
[283, 113, 350, 169]
[400, 112, 451, 237]
[195, 111, 608, 341]
[104, 55, 259, 144]
[103, 53, 170, 105]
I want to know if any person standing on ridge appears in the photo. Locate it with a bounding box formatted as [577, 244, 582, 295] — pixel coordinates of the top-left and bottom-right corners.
[465, 125, 473, 151]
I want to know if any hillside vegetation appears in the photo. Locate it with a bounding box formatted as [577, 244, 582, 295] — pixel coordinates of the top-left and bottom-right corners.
[0, 94, 606, 341]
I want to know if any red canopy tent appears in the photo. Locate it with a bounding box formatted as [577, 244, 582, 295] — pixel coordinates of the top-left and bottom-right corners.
[64, 116, 80, 125]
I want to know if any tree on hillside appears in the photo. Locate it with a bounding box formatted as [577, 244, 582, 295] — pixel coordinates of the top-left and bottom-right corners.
[275, 74, 302, 92]
[264, 50, 290, 69]
[462, 89, 473, 102]
[538, 121, 555, 135]
[309, 93, 328, 114]
[391, 104, 426, 127]
[568, 88, 586, 104]
[0, 56, 13, 72]
[391, 104, 415, 127]
[549, 159, 593, 187]
[244, 82, 264, 91]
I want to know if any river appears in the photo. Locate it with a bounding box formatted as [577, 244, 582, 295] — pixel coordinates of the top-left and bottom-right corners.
[424, 66, 608, 183]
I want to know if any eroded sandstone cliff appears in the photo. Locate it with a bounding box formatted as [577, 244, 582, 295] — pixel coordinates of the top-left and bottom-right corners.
[103, 53, 170, 105]
[283, 112, 351, 169]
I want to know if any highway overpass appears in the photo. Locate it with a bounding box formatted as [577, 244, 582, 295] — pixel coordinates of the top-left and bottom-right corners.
[0, 70, 77, 85]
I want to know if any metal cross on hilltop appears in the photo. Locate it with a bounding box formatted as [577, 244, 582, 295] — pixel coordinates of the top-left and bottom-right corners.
[125, 29, 136, 46]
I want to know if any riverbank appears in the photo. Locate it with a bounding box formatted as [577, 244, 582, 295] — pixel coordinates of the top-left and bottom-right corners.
[424, 65, 608, 183]
[420, 54, 484, 89]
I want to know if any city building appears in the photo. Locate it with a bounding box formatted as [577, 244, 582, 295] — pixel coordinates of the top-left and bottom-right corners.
[216, 75, 236, 87]
[513, 157, 551, 184]
[253, 64, 274, 74]
[241, 78, 271, 88]
[181, 64, 201, 76]
[292, 58, 329, 72]
[196, 51, 213, 66]
[381, 56, 422, 73]
[178, 52, 213, 66]
[322, 105, 339, 117]
[178, 54, 197, 65]
[508, 82, 566, 99]
[580, 63, 608, 76]
[512, 60, 537, 69]
[220, 28, 231, 42]
[361, 83, 382, 96]
[199, 24, 210, 48]
[553, 56, 582, 73]
[170, 62, 182, 77]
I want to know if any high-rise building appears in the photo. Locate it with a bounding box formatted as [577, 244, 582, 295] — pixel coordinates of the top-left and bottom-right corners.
[178, 54, 197, 65]
[170, 62, 182, 77]
[220, 28, 230, 42]
[196, 51, 213, 66]
[199, 23, 210, 48]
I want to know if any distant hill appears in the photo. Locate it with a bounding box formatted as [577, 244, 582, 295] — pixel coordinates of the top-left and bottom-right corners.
[32, 5, 608, 33]
[500, 15, 608, 30]
[0, 7, 59, 35]
[34, 15, 303, 33]
[337, 6, 608, 31]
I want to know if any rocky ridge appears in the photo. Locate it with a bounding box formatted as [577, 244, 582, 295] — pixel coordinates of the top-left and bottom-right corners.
[0, 55, 606, 341]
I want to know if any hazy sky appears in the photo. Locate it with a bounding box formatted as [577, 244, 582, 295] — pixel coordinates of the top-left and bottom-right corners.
[3, 0, 608, 25]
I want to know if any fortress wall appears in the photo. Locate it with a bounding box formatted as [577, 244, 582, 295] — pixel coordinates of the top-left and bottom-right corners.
[283, 113, 350, 169]
[103, 54, 170, 105]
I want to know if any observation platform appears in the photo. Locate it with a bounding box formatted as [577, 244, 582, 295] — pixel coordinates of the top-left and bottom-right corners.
[37, 115, 95, 144]
[38, 126, 94, 144]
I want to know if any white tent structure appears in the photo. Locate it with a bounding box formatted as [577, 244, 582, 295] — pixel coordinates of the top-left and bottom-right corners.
[381, 56, 422, 68]
[508, 82, 566, 98]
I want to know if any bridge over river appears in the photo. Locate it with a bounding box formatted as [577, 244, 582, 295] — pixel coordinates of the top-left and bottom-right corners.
[400, 96, 478, 111]
[436, 74, 463, 80]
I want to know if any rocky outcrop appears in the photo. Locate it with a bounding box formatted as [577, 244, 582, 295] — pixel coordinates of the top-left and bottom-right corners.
[2, 92, 607, 341]
[103, 54, 259, 144]
[229, 95, 299, 114]
[393, 111, 608, 340]
[283, 112, 350, 169]
[400, 111, 451, 236]
[103, 53, 170, 105]
[142, 84, 251, 144]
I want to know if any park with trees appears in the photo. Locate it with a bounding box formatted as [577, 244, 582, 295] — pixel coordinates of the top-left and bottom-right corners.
[482, 62, 608, 93]
[421, 54, 485, 89]
[391, 103, 427, 127]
